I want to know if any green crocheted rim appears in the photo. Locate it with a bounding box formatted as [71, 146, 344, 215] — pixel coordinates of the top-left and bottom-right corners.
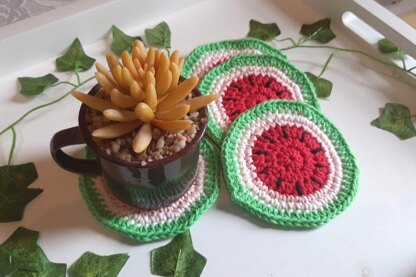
[221, 100, 359, 227]
[182, 38, 287, 78]
[79, 139, 220, 241]
[199, 54, 319, 145]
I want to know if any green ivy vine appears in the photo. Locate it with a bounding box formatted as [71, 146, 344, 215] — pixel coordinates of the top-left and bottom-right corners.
[247, 18, 416, 140]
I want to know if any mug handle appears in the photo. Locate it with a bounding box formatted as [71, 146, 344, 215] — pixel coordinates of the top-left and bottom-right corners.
[50, 126, 101, 175]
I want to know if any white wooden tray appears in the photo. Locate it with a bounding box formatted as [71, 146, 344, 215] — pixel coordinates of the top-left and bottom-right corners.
[1, 0, 416, 276]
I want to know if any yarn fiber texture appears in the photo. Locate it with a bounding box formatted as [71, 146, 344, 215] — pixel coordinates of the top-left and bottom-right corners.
[221, 100, 359, 227]
[79, 139, 220, 241]
[198, 54, 319, 144]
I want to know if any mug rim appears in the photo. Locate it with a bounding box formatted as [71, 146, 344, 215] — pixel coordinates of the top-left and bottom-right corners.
[78, 83, 208, 169]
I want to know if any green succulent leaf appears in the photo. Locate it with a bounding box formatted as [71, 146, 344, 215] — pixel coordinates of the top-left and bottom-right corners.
[371, 103, 416, 140]
[68, 251, 129, 277]
[18, 74, 59, 96]
[0, 163, 42, 222]
[377, 38, 399, 54]
[110, 25, 142, 56]
[151, 230, 207, 277]
[56, 38, 95, 72]
[246, 19, 281, 41]
[300, 18, 336, 43]
[145, 21, 171, 49]
[0, 227, 66, 276]
[305, 72, 333, 98]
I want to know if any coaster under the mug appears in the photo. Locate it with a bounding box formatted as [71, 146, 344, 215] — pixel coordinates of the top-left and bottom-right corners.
[79, 139, 220, 242]
[221, 100, 359, 228]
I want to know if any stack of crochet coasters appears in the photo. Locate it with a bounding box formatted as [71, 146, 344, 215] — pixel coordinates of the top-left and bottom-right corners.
[182, 38, 288, 79]
[185, 38, 359, 227]
[79, 139, 220, 241]
[79, 38, 359, 239]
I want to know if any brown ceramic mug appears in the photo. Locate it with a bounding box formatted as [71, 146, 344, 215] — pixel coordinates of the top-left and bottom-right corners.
[50, 84, 208, 210]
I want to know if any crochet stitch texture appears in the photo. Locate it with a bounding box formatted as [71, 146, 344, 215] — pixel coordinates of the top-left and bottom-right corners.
[221, 100, 359, 227]
[182, 38, 288, 79]
[79, 139, 220, 241]
[198, 54, 319, 144]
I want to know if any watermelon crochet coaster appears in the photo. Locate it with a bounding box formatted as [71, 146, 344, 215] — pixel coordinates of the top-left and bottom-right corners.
[198, 54, 319, 144]
[79, 139, 220, 241]
[222, 100, 359, 228]
[182, 38, 287, 79]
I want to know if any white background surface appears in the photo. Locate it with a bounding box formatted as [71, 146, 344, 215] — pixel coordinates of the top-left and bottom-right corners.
[0, 0, 81, 27]
[1, 0, 416, 276]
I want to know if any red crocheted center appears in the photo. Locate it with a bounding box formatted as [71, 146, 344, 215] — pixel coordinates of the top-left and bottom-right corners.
[222, 74, 294, 121]
[252, 125, 330, 196]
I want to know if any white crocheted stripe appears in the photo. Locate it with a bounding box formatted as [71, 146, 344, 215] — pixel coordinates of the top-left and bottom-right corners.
[209, 65, 305, 131]
[92, 156, 206, 227]
[191, 49, 261, 78]
[235, 112, 343, 213]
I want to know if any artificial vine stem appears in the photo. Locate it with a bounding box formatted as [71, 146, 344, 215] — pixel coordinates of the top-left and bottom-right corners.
[399, 56, 406, 71]
[275, 37, 297, 46]
[52, 81, 77, 88]
[319, 51, 337, 78]
[0, 76, 95, 138]
[7, 127, 17, 166]
[280, 44, 416, 77]
[75, 71, 82, 86]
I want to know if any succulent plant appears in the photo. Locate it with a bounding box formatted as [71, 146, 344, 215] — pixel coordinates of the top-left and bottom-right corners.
[72, 40, 218, 153]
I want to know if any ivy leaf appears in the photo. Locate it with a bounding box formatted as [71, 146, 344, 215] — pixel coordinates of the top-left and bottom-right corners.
[151, 230, 207, 277]
[0, 227, 40, 271]
[0, 227, 67, 276]
[0, 187, 43, 222]
[300, 18, 336, 43]
[145, 21, 171, 49]
[0, 251, 13, 276]
[56, 38, 95, 72]
[377, 38, 399, 54]
[305, 72, 333, 98]
[0, 163, 43, 222]
[18, 74, 59, 96]
[174, 248, 207, 277]
[68, 251, 129, 277]
[151, 231, 192, 276]
[40, 263, 67, 276]
[371, 103, 416, 140]
[246, 19, 281, 41]
[10, 247, 67, 276]
[0, 162, 38, 190]
[30, 253, 67, 277]
[110, 25, 142, 56]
